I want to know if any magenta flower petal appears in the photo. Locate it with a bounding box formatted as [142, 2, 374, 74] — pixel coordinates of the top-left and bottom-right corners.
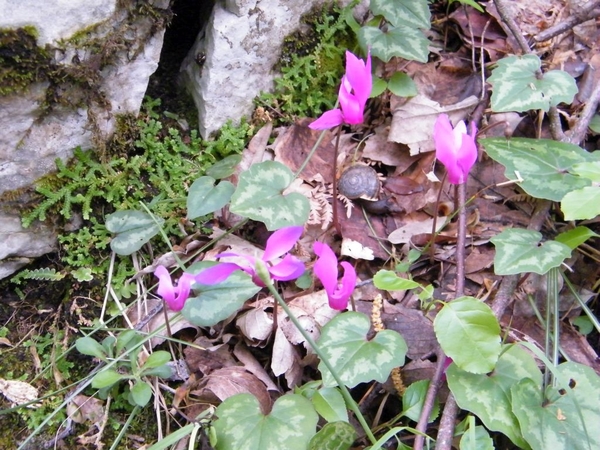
[433, 114, 478, 184]
[269, 254, 305, 281]
[193, 262, 244, 285]
[313, 241, 339, 296]
[309, 108, 344, 130]
[263, 226, 304, 262]
[308, 50, 372, 130]
[327, 261, 357, 310]
[344, 50, 372, 106]
[154, 265, 194, 311]
[338, 78, 363, 124]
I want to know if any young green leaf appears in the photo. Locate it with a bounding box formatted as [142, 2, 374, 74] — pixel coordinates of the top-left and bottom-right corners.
[312, 387, 348, 423]
[555, 226, 599, 250]
[447, 344, 541, 448]
[129, 381, 153, 407]
[488, 54, 577, 112]
[374, 270, 421, 291]
[434, 297, 501, 374]
[213, 393, 318, 450]
[317, 312, 408, 388]
[387, 72, 418, 97]
[187, 176, 235, 219]
[490, 229, 571, 275]
[229, 161, 309, 230]
[142, 351, 171, 370]
[75, 337, 108, 360]
[91, 369, 125, 389]
[561, 186, 600, 220]
[402, 380, 439, 423]
[570, 160, 600, 182]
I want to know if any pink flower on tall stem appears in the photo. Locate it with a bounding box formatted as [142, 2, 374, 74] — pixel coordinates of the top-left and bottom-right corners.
[433, 114, 478, 184]
[309, 50, 372, 130]
[313, 241, 357, 310]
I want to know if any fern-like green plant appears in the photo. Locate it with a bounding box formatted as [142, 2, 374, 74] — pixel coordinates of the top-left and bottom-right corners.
[18, 97, 255, 290]
[11, 268, 66, 285]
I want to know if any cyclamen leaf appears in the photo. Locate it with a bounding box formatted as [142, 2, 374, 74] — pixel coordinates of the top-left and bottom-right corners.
[214, 393, 318, 450]
[308, 422, 356, 450]
[182, 264, 261, 327]
[105, 210, 163, 255]
[511, 362, 600, 450]
[480, 137, 600, 201]
[488, 54, 578, 112]
[358, 25, 429, 63]
[317, 312, 407, 388]
[229, 161, 309, 230]
[370, 0, 431, 29]
[434, 297, 500, 374]
[448, 344, 541, 448]
[490, 229, 571, 275]
[187, 176, 234, 219]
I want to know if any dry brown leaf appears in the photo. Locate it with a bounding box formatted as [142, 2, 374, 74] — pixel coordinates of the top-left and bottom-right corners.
[196, 367, 272, 413]
[67, 394, 105, 424]
[388, 94, 478, 154]
[388, 213, 448, 244]
[233, 342, 280, 392]
[236, 305, 273, 344]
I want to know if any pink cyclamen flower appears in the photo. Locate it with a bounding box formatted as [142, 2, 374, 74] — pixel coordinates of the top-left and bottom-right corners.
[433, 114, 478, 184]
[309, 50, 372, 130]
[154, 266, 196, 312]
[193, 226, 306, 287]
[313, 241, 357, 310]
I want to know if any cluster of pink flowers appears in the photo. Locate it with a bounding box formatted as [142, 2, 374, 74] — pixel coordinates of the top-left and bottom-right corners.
[155, 226, 356, 312]
[154, 49, 478, 314]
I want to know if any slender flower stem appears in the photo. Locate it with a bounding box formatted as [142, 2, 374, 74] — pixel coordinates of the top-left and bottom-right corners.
[332, 125, 342, 234]
[295, 128, 329, 178]
[264, 282, 377, 445]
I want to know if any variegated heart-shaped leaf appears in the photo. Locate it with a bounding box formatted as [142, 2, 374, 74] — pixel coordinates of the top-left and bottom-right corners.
[230, 161, 309, 230]
[214, 393, 318, 450]
[317, 312, 407, 388]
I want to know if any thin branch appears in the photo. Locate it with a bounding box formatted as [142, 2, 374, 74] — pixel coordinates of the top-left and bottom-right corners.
[565, 81, 600, 145]
[413, 346, 447, 450]
[534, 1, 600, 42]
[493, 0, 532, 54]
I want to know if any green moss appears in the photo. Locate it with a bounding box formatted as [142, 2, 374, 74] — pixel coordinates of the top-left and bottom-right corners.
[0, 27, 51, 96]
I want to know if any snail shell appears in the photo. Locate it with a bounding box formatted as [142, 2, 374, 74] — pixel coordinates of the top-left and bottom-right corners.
[338, 163, 381, 201]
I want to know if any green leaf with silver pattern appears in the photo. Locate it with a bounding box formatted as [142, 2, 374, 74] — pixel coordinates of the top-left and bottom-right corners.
[317, 311, 407, 388]
[229, 161, 309, 231]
